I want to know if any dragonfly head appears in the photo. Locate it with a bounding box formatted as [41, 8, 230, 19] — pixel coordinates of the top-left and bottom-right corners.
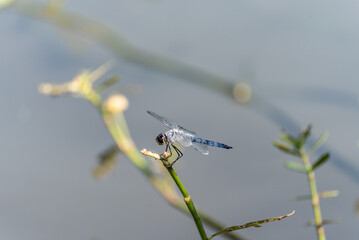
[155, 133, 166, 145]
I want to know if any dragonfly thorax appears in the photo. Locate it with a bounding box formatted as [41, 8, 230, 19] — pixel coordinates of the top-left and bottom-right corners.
[165, 129, 193, 147]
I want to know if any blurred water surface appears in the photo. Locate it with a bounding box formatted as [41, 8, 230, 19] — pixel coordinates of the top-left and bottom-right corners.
[0, 1, 358, 239]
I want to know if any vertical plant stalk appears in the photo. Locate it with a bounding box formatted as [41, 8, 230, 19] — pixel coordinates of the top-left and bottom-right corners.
[141, 150, 208, 239]
[274, 126, 333, 240]
[163, 160, 207, 240]
[300, 149, 326, 240]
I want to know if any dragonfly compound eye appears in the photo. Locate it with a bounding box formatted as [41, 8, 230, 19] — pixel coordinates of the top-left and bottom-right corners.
[156, 133, 165, 145]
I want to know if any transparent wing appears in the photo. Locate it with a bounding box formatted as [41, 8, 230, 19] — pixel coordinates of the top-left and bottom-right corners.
[147, 110, 196, 134]
[175, 132, 194, 147]
[192, 142, 209, 155]
[178, 126, 196, 135]
[147, 110, 178, 129]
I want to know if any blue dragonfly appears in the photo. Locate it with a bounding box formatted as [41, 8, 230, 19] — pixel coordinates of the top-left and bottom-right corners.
[147, 111, 232, 166]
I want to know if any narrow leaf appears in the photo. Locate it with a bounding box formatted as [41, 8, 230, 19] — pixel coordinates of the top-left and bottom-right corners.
[208, 211, 295, 240]
[284, 161, 307, 173]
[273, 141, 299, 156]
[290, 190, 339, 201]
[319, 190, 339, 198]
[94, 75, 119, 93]
[311, 152, 330, 171]
[290, 194, 311, 201]
[306, 218, 340, 227]
[309, 131, 329, 153]
[280, 130, 297, 146]
[298, 125, 312, 147]
[93, 145, 119, 179]
[322, 219, 340, 225]
[273, 141, 291, 152]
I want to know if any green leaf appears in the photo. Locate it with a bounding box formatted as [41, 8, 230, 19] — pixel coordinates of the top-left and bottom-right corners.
[306, 218, 340, 227]
[273, 141, 299, 156]
[93, 145, 119, 179]
[298, 125, 312, 147]
[319, 190, 339, 198]
[309, 131, 329, 153]
[280, 130, 298, 146]
[94, 75, 119, 93]
[208, 211, 295, 240]
[311, 152, 330, 171]
[322, 219, 340, 225]
[273, 141, 291, 152]
[284, 161, 307, 173]
[290, 194, 311, 201]
[290, 190, 338, 201]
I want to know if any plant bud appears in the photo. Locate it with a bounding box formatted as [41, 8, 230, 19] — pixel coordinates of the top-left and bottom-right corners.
[232, 82, 252, 103]
[103, 94, 129, 113]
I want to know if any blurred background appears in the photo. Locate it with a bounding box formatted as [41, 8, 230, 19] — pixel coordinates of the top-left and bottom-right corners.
[1, 0, 359, 239]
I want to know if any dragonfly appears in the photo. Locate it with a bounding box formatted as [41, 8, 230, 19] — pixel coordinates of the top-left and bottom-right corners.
[147, 110, 232, 166]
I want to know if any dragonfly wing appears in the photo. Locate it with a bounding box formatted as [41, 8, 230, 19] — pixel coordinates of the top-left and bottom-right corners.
[147, 111, 196, 134]
[175, 132, 194, 147]
[178, 125, 196, 135]
[147, 111, 178, 129]
[192, 142, 209, 155]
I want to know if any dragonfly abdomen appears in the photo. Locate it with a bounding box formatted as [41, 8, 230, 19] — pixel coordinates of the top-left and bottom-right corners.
[192, 137, 233, 149]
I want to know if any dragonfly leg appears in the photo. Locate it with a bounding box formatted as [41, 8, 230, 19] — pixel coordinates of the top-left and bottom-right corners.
[166, 144, 172, 158]
[169, 145, 183, 167]
[159, 144, 173, 167]
[161, 144, 172, 160]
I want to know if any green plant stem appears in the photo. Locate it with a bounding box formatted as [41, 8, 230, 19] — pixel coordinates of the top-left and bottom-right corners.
[162, 160, 207, 240]
[300, 149, 326, 240]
